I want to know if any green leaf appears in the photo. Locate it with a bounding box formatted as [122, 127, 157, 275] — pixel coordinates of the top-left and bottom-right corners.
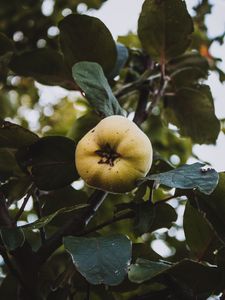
[59, 14, 117, 76]
[134, 201, 177, 236]
[138, 0, 193, 62]
[42, 186, 88, 226]
[0, 120, 39, 149]
[196, 173, 225, 244]
[9, 49, 72, 88]
[20, 204, 88, 230]
[16, 136, 78, 190]
[64, 234, 132, 286]
[72, 62, 125, 117]
[164, 85, 220, 144]
[167, 52, 209, 86]
[0, 227, 25, 251]
[128, 258, 170, 283]
[183, 201, 218, 260]
[145, 162, 219, 195]
[67, 112, 101, 144]
[128, 258, 222, 294]
[0, 176, 31, 204]
[0, 148, 23, 182]
[108, 43, 129, 79]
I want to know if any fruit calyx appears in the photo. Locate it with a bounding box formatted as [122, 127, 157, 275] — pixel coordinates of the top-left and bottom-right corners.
[95, 143, 120, 167]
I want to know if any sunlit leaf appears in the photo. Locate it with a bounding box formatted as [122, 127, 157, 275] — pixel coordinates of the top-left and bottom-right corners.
[72, 62, 125, 117]
[144, 162, 219, 195]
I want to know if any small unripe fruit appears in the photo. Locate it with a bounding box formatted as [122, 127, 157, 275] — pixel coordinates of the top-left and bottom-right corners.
[75, 115, 153, 193]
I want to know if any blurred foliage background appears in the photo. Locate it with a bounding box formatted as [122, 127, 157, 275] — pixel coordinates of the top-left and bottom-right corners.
[0, 0, 225, 299]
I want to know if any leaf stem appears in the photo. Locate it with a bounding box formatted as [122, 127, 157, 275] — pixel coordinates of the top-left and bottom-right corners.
[148, 75, 170, 115]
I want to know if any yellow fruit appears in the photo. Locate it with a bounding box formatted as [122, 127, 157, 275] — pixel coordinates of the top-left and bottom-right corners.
[75, 115, 153, 193]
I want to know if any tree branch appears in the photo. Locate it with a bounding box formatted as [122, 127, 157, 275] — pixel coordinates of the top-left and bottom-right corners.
[13, 185, 34, 225]
[133, 85, 149, 126]
[81, 210, 135, 236]
[36, 190, 107, 265]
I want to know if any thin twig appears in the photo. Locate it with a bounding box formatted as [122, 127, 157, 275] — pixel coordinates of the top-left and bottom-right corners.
[148, 75, 170, 115]
[36, 190, 108, 265]
[114, 73, 160, 99]
[81, 211, 135, 236]
[148, 181, 155, 204]
[0, 244, 26, 289]
[14, 185, 34, 225]
[33, 189, 46, 244]
[133, 86, 149, 126]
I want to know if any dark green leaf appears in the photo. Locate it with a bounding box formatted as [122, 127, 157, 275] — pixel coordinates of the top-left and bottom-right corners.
[20, 203, 88, 230]
[108, 43, 129, 79]
[145, 162, 219, 195]
[9, 49, 72, 87]
[132, 243, 162, 262]
[167, 52, 209, 76]
[183, 201, 218, 260]
[42, 186, 88, 226]
[138, 0, 193, 61]
[67, 112, 101, 144]
[16, 136, 78, 190]
[72, 62, 125, 117]
[164, 85, 220, 144]
[0, 148, 23, 182]
[59, 14, 117, 75]
[0, 121, 39, 149]
[0, 227, 25, 250]
[129, 258, 170, 283]
[134, 202, 177, 236]
[42, 189, 87, 227]
[168, 52, 209, 85]
[64, 234, 132, 286]
[0, 176, 31, 204]
[196, 173, 225, 244]
[129, 258, 222, 294]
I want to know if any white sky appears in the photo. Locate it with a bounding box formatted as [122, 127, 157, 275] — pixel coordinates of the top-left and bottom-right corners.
[87, 0, 225, 171]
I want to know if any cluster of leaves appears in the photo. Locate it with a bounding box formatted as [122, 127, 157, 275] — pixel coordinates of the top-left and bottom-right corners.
[0, 0, 225, 299]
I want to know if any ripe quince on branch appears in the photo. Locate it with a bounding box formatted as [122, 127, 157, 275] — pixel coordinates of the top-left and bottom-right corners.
[75, 115, 152, 193]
